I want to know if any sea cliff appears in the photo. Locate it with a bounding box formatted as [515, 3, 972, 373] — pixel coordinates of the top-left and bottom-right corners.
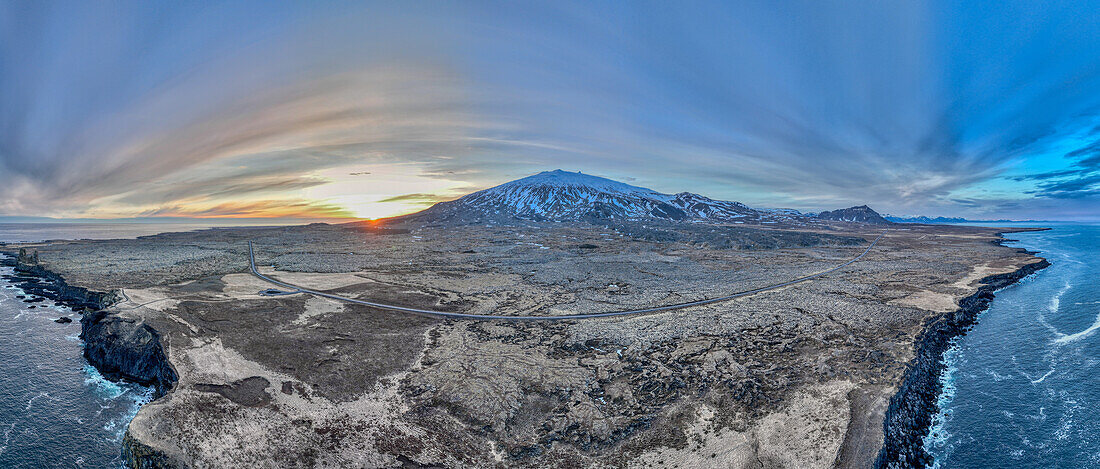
[1, 249, 178, 468]
[875, 243, 1050, 468]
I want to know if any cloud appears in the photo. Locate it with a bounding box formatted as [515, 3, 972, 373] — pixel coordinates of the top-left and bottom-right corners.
[376, 193, 454, 205]
[1010, 169, 1081, 181]
[140, 199, 355, 219]
[3, 1, 1100, 220]
[950, 198, 982, 208]
[1016, 134, 1100, 199]
[1028, 174, 1100, 199]
[0, 60, 487, 216]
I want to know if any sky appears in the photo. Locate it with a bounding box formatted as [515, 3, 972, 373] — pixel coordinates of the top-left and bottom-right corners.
[2, 1, 1100, 221]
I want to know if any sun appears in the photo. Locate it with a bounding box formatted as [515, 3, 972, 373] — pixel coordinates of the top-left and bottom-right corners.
[303, 163, 468, 219]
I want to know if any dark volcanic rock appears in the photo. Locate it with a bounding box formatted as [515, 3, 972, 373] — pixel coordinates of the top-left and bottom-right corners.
[54, 317, 73, 323]
[195, 376, 272, 407]
[11, 260, 123, 311]
[5, 249, 178, 407]
[80, 309, 177, 396]
[817, 205, 892, 224]
[875, 258, 1050, 468]
[123, 430, 181, 469]
[598, 218, 865, 249]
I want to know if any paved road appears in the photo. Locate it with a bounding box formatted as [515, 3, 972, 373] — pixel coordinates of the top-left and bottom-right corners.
[248, 232, 885, 321]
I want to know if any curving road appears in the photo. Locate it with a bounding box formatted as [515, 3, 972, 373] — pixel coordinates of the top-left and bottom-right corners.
[247, 232, 885, 321]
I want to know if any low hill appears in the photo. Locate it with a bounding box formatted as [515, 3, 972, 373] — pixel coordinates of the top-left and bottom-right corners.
[815, 205, 892, 224]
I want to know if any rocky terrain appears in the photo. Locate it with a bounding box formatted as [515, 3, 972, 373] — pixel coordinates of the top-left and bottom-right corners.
[1, 216, 1046, 468]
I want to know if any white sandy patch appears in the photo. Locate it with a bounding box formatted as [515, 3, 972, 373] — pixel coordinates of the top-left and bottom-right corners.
[291, 296, 346, 326]
[220, 270, 370, 301]
[120, 287, 182, 312]
[892, 261, 1035, 313]
[892, 290, 959, 313]
[253, 268, 373, 290]
[219, 273, 283, 299]
[949, 264, 1001, 290]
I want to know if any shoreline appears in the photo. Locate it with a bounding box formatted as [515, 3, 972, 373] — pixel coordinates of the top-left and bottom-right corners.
[874, 230, 1050, 468]
[0, 250, 179, 468]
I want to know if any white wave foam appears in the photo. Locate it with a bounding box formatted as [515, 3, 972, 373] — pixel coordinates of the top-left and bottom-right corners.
[103, 385, 155, 442]
[1053, 313, 1100, 345]
[83, 364, 126, 399]
[1050, 281, 1071, 313]
[1040, 280, 1074, 336]
[924, 341, 962, 463]
[23, 391, 52, 409]
[0, 422, 14, 456]
[1031, 368, 1056, 384]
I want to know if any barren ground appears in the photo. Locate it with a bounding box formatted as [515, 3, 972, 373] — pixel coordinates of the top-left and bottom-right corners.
[3, 220, 1044, 468]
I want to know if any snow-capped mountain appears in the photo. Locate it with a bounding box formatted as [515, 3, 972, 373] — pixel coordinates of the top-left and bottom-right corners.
[389, 169, 888, 226]
[399, 170, 764, 224]
[668, 192, 758, 220]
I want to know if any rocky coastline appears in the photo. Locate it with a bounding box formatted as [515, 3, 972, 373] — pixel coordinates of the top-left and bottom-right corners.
[1, 249, 178, 467]
[874, 237, 1050, 468]
[2, 248, 123, 310]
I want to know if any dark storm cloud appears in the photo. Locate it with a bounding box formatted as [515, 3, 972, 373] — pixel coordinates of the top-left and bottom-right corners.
[1016, 133, 1100, 200]
[1028, 174, 1100, 199]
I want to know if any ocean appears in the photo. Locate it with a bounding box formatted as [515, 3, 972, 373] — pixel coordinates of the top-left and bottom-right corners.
[0, 223, 242, 243]
[0, 262, 153, 468]
[925, 223, 1100, 467]
[0, 223, 247, 468]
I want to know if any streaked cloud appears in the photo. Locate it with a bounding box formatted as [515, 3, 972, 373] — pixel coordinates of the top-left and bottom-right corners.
[2, 1, 1100, 220]
[140, 200, 354, 219]
[377, 193, 454, 205]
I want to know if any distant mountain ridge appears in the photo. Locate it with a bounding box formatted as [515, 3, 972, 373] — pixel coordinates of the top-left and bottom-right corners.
[394, 169, 882, 226]
[885, 215, 1020, 224]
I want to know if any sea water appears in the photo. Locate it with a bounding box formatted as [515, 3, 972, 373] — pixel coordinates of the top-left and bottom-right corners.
[0, 222, 229, 243]
[0, 223, 234, 467]
[925, 224, 1100, 467]
[0, 264, 154, 468]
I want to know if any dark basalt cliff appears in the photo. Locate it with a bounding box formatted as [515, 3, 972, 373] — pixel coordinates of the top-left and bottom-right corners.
[6, 248, 176, 395]
[123, 431, 182, 469]
[8, 248, 124, 310]
[875, 254, 1050, 468]
[2, 249, 178, 468]
[80, 309, 177, 396]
